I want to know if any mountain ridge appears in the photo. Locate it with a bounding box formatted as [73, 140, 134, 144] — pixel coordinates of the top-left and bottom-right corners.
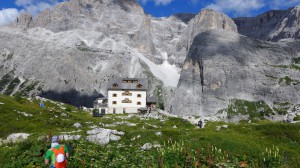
[234, 6, 300, 41]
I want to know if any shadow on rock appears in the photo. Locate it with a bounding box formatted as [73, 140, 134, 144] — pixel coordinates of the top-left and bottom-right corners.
[40, 89, 104, 108]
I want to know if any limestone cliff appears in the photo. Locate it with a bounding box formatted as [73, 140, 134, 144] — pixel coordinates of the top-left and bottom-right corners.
[171, 30, 300, 118]
[169, 9, 238, 67]
[12, 12, 33, 30]
[234, 6, 300, 41]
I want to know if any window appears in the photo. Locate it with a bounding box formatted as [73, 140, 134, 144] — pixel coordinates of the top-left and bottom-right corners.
[113, 83, 118, 88]
[113, 93, 117, 97]
[122, 98, 132, 103]
[136, 84, 143, 88]
[137, 94, 142, 98]
[122, 91, 132, 96]
[137, 102, 141, 105]
[112, 101, 117, 105]
[122, 80, 138, 83]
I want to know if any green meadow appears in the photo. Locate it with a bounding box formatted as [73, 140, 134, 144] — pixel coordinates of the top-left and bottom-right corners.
[0, 94, 299, 167]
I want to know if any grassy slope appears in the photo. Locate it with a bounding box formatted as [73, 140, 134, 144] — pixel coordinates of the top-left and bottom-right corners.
[0, 94, 300, 167]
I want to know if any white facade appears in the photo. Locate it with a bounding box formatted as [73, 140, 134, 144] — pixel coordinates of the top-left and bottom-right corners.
[108, 90, 147, 114]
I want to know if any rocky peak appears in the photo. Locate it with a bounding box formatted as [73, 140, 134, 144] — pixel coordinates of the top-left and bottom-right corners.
[185, 9, 237, 46]
[193, 9, 237, 32]
[12, 12, 33, 30]
[29, 0, 144, 32]
[234, 6, 300, 41]
[168, 9, 237, 67]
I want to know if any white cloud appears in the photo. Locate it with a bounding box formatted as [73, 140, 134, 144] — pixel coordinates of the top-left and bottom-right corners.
[15, 0, 35, 6]
[204, 0, 300, 17]
[205, 0, 265, 16]
[0, 8, 19, 26]
[267, 0, 300, 9]
[15, 0, 60, 15]
[140, 0, 174, 6]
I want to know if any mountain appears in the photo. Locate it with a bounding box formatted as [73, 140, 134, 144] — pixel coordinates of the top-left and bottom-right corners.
[171, 29, 300, 119]
[0, 0, 236, 107]
[234, 6, 300, 41]
[1, 0, 156, 106]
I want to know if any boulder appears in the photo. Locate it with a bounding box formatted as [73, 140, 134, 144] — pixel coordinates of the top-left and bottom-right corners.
[73, 122, 82, 128]
[86, 128, 124, 145]
[110, 134, 121, 141]
[141, 143, 152, 151]
[59, 134, 81, 141]
[5, 133, 30, 143]
[153, 143, 161, 148]
[216, 125, 228, 131]
[285, 113, 297, 123]
[155, 132, 162, 136]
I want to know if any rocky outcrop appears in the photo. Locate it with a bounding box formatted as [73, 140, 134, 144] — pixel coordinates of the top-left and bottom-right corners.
[173, 13, 196, 24]
[187, 9, 237, 35]
[73, 122, 82, 128]
[234, 6, 300, 41]
[59, 134, 81, 141]
[86, 128, 124, 145]
[141, 143, 152, 150]
[171, 29, 300, 116]
[0, 133, 31, 144]
[12, 12, 33, 30]
[33, 0, 144, 32]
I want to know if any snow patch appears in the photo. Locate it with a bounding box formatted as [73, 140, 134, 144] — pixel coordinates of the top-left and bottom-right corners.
[133, 50, 180, 87]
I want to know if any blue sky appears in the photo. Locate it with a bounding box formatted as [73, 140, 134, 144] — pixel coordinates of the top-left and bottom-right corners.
[139, 0, 300, 17]
[1, 0, 300, 25]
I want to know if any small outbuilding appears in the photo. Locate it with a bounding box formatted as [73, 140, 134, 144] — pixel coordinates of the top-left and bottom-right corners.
[146, 95, 157, 113]
[93, 97, 108, 116]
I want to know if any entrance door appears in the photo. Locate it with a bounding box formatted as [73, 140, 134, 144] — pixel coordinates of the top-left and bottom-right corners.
[113, 108, 116, 114]
[123, 108, 126, 114]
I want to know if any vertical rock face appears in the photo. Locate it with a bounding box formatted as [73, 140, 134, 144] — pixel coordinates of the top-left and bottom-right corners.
[187, 9, 237, 36]
[171, 29, 300, 116]
[234, 6, 300, 41]
[12, 13, 33, 30]
[169, 9, 238, 67]
[269, 6, 300, 41]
